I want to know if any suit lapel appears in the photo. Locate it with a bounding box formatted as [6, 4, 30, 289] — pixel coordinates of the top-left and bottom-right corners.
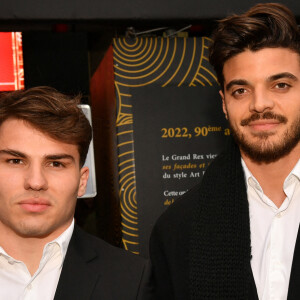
[54, 226, 101, 300]
[287, 224, 300, 300]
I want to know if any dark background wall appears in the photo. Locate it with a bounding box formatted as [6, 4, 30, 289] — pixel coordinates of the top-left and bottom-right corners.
[22, 32, 90, 95]
[1, 0, 300, 21]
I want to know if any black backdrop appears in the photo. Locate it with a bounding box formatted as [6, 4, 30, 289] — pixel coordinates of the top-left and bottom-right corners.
[1, 0, 300, 21]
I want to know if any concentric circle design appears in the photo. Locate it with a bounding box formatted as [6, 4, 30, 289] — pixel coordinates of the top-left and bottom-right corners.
[114, 37, 218, 254]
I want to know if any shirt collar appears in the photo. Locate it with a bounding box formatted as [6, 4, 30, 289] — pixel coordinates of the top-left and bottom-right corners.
[289, 159, 300, 181]
[47, 218, 74, 263]
[241, 159, 264, 197]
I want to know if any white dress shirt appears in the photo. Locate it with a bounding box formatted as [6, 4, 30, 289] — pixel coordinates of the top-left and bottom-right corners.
[242, 159, 300, 300]
[0, 219, 74, 300]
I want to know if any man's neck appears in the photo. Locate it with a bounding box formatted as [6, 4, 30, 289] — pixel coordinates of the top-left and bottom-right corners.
[241, 144, 300, 208]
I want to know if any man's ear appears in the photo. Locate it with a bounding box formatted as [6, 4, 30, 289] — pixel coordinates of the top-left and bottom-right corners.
[219, 90, 228, 120]
[78, 166, 89, 197]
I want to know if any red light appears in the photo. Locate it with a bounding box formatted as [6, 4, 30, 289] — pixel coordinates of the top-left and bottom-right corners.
[0, 32, 24, 91]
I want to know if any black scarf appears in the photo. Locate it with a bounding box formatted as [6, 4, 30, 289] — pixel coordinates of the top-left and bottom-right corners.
[190, 138, 252, 299]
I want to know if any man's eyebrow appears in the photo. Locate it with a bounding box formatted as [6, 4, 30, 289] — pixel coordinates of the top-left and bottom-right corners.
[225, 79, 249, 91]
[225, 72, 298, 91]
[0, 149, 27, 158]
[45, 154, 75, 162]
[267, 72, 298, 82]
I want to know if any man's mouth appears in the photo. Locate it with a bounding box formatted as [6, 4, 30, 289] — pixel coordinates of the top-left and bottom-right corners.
[248, 120, 281, 131]
[19, 199, 51, 213]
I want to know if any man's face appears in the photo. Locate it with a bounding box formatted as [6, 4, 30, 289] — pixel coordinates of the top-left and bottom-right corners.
[220, 48, 300, 163]
[0, 119, 89, 240]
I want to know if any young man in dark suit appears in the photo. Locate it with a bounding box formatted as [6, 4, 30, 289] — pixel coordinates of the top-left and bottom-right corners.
[149, 3, 300, 299]
[0, 87, 147, 300]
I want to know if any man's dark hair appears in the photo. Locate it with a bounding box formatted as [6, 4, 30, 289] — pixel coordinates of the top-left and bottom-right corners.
[0, 86, 92, 167]
[209, 3, 300, 89]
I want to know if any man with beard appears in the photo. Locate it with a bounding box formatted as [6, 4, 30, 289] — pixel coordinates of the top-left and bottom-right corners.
[148, 3, 300, 299]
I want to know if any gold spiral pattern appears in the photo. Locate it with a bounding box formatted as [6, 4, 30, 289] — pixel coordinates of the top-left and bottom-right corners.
[114, 37, 218, 254]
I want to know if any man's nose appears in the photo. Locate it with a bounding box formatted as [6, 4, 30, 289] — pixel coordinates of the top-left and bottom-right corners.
[249, 89, 275, 113]
[24, 164, 48, 191]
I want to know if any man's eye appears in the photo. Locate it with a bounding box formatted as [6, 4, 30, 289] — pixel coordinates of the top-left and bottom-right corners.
[275, 82, 290, 89]
[232, 88, 246, 96]
[50, 161, 64, 168]
[8, 159, 23, 164]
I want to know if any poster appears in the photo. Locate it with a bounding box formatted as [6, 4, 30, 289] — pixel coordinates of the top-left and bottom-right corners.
[131, 86, 229, 256]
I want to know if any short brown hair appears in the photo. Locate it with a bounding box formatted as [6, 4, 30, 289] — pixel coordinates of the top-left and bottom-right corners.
[0, 86, 92, 167]
[209, 3, 300, 89]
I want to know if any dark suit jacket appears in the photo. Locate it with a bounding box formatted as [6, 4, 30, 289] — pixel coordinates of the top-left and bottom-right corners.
[150, 192, 300, 300]
[54, 225, 148, 300]
[149, 139, 300, 299]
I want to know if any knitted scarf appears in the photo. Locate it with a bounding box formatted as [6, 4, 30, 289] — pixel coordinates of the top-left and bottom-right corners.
[190, 138, 252, 299]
